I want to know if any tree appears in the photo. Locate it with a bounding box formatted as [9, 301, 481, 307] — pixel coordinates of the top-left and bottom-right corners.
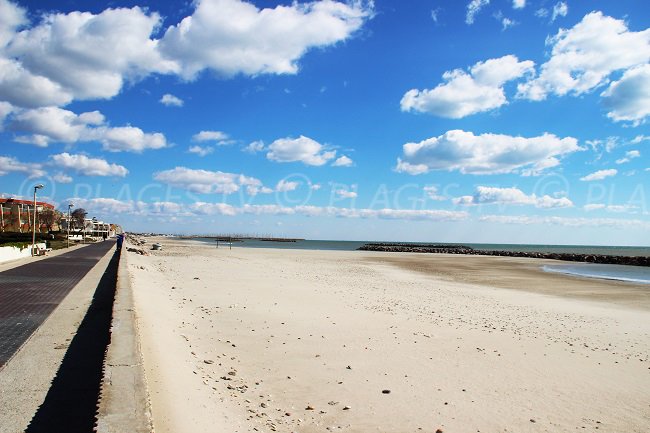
[39, 208, 56, 232]
[71, 208, 87, 232]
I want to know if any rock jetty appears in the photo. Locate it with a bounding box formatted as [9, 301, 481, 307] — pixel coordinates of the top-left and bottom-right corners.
[357, 243, 650, 267]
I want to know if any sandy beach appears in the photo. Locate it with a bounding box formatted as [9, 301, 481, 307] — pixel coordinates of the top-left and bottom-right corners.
[127, 237, 650, 433]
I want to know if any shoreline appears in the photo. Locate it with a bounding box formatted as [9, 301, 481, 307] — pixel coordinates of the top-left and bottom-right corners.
[127, 237, 650, 433]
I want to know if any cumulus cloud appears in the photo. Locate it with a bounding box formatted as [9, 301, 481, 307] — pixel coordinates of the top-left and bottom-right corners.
[160, 93, 184, 107]
[401, 55, 534, 118]
[512, 0, 525, 9]
[1, 5, 177, 108]
[242, 140, 265, 154]
[0, 0, 373, 109]
[601, 64, 650, 125]
[466, 0, 489, 25]
[98, 126, 168, 152]
[580, 169, 617, 181]
[68, 197, 148, 215]
[551, 2, 568, 22]
[267, 135, 337, 166]
[188, 145, 214, 157]
[192, 130, 229, 143]
[335, 189, 357, 199]
[453, 186, 573, 208]
[517, 12, 650, 101]
[0, 155, 45, 177]
[50, 152, 128, 177]
[158, 0, 374, 79]
[52, 172, 73, 183]
[275, 179, 299, 192]
[395, 129, 580, 175]
[154, 166, 268, 195]
[616, 150, 640, 164]
[332, 155, 353, 167]
[10, 106, 168, 152]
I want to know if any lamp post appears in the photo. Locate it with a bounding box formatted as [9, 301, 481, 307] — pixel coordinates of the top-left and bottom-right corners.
[31, 184, 44, 256]
[67, 202, 74, 248]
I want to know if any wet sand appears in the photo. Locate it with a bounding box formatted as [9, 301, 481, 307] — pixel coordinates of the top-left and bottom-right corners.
[127, 237, 650, 433]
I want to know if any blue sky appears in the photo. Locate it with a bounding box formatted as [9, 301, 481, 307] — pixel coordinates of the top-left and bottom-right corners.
[1, 0, 649, 244]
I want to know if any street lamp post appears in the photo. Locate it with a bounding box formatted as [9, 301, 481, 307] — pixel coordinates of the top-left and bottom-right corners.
[31, 184, 44, 257]
[67, 202, 74, 248]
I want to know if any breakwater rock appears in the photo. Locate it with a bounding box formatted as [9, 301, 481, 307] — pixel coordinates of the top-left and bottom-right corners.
[357, 243, 650, 267]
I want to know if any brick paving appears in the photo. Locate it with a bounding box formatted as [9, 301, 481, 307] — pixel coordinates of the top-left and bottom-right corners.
[0, 241, 116, 368]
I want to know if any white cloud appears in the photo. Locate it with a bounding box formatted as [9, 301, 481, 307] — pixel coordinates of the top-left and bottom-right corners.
[158, 0, 374, 79]
[479, 214, 650, 229]
[98, 126, 168, 152]
[453, 186, 572, 208]
[332, 155, 353, 167]
[396, 129, 580, 175]
[192, 130, 229, 142]
[187, 202, 469, 222]
[583, 203, 605, 211]
[466, 0, 489, 25]
[517, 12, 650, 101]
[501, 17, 516, 31]
[0, 155, 45, 177]
[551, 2, 568, 22]
[188, 145, 214, 157]
[54, 195, 471, 223]
[584, 203, 638, 213]
[0, 0, 26, 48]
[50, 153, 128, 177]
[601, 64, 650, 125]
[512, 0, 525, 9]
[53, 172, 73, 183]
[310, 183, 322, 191]
[430, 8, 440, 24]
[1, 6, 177, 108]
[242, 140, 265, 154]
[631, 135, 650, 144]
[69, 197, 148, 216]
[10, 106, 168, 152]
[423, 185, 445, 201]
[0, 101, 13, 127]
[0, 0, 372, 109]
[267, 135, 336, 166]
[580, 169, 617, 181]
[275, 179, 299, 192]
[160, 93, 184, 107]
[401, 55, 534, 118]
[154, 166, 265, 195]
[335, 189, 357, 199]
[616, 150, 640, 164]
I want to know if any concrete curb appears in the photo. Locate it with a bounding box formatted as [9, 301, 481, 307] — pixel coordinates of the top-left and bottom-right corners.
[96, 243, 153, 432]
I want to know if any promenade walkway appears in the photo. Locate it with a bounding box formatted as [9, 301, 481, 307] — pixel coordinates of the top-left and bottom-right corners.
[0, 240, 115, 368]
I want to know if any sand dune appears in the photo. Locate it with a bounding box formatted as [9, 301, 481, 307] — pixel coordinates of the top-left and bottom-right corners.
[127, 237, 650, 433]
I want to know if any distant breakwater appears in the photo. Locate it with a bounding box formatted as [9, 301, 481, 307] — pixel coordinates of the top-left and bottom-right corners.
[357, 243, 650, 267]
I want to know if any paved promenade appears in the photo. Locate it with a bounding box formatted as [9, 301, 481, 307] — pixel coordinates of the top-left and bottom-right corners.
[0, 241, 115, 368]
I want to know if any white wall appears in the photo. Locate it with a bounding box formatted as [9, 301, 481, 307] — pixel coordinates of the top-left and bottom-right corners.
[0, 242, 47, 264]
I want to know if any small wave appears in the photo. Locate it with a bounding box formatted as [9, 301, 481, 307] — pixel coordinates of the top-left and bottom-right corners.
[543, 264, 650, 284]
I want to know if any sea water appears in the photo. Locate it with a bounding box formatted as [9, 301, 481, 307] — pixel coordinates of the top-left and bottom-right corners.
[543, 263, 650, 284]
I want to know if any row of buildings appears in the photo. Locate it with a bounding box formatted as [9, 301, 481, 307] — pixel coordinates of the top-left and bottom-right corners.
[0, 198, 119, 239]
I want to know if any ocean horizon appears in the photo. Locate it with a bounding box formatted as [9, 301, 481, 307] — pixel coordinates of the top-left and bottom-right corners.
[192, 237, 650, 257]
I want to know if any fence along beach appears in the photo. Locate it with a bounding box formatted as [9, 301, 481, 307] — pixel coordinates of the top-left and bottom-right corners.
[125, 235, 650, 433]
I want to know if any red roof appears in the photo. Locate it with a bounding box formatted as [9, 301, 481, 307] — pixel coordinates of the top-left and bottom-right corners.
[0, 198, 55, 209]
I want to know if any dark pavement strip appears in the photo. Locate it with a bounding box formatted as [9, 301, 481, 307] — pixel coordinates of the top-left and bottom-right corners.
[0, 240, 116, 368]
